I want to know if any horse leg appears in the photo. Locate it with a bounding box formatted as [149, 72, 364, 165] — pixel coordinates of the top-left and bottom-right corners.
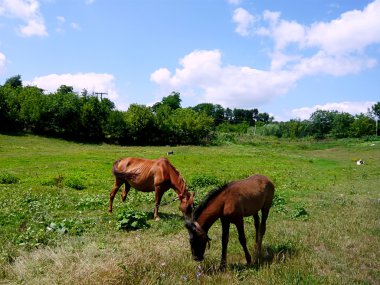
[121, 182, 131, 203]
[153, 187, 165, 221]
[235, 217, 252, 265]
[109, 178, 124, 213]
[253, 213, 260, 263]
[220, 218, 230, 270]
[256, 208, 270, 266]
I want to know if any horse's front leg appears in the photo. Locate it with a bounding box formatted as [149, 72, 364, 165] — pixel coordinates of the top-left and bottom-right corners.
[109, 178, 124, 213]
[154, 186, 165, 221]
[235, 218, 252, 265]
[220, 218, 230, 270]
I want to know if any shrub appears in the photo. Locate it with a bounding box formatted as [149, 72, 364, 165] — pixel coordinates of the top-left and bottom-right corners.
[65, 176, 86, 190]
[117, 209, 149, 231]
[189, 174, 220, 188]
[0, 172, 19, 184]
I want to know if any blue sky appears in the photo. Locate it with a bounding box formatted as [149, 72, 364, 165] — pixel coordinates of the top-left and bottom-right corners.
[1, 0, 379, 121]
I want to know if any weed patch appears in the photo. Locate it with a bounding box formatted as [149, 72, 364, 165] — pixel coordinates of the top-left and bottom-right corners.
[0, 172, 19, 184]
[116, 209, 150, 231]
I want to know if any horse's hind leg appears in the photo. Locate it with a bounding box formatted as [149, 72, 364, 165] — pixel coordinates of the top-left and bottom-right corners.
[121, 182, 131, 203]
[235, 217, 252, 265]
[109, 178, 124, 213]
[255, 208, 270, 265]
[253, 213, 260, 263]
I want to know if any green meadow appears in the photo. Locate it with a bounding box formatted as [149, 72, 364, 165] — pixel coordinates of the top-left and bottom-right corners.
[0, 134, 379, 284]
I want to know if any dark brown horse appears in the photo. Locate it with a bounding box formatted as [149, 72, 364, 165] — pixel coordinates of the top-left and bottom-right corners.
[185, 174, 274, 269]
[110, 157, 194, 220]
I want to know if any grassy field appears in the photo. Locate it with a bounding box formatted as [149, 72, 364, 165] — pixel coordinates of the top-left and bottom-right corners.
[0, 134, 379, 284]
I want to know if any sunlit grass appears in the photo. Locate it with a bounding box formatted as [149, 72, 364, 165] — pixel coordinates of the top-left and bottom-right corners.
[0, 134, 379, 284]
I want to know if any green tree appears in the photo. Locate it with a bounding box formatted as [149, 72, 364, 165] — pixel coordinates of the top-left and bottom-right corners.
[18, 86, 46, 131]
[0, 85, 22, 131]
[49, 87, 82, 136]
[125, 104, 156, 145]
[152, 91, 182, 112]
[193, 103, 226, 125]
[104, 110, 127, 143]
[349, 114, 376, 137]
[4, 75, 22, 89]
[310, 110, 336, 139]
[371, 102, 380, 119]
[171, 108, 214, 144]
[331, 112, 355, 138]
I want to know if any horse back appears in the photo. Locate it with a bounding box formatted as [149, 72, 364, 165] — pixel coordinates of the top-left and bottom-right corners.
[112, 157, 175, 191]
[223, 175, 275, 217]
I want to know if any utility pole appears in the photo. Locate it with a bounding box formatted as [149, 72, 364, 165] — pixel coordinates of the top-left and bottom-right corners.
[94, 92, 108, 100]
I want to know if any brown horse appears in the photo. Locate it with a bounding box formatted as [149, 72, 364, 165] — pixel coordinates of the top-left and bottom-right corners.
[109, 157, 194, 220]
[185, 174, 274, 269]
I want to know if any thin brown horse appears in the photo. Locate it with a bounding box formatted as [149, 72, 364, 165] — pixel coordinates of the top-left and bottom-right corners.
[185, 174, 274, 269]
[109, 157, 194, 220]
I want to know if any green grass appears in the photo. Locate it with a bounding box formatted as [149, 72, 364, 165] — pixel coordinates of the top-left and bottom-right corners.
[0, 133, 379, 284]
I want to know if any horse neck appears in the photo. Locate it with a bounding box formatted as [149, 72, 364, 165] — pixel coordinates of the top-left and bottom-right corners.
[169, 169, 187, 195]
[196, 197, 224, 233]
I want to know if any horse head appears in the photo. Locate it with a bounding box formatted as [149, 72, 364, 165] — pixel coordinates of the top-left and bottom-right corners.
[179, 191, 195, 219]
[185, 219, 210, 262]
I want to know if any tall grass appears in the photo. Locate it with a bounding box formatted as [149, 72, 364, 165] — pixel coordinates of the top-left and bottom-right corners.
[0, 134, 379, 284]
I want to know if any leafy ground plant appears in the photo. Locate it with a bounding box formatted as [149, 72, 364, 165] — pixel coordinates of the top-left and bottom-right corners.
[116, 209, 150, 231]
[0, 171, 19, 184]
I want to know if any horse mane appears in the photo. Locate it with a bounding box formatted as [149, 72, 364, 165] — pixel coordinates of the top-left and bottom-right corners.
[165, 158, 187, 193]
[193, 182, 232, 220]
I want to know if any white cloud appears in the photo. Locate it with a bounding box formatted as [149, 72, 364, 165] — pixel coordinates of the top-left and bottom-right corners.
[232, 8, 255, 36]
[305, 0, 380, 55]
[152, 2, 380, 112]
[0, 0, 47, 37]
[0, 52, 6, 74]
[85, 0, 95, 4]
[233, 0, 380, 75]
[290, 101, 376, 120]
[151, 50, 300, 108]
[227, 0, 241, 5]
[70, 22, 81, 30]
[25, 72, 122, 105]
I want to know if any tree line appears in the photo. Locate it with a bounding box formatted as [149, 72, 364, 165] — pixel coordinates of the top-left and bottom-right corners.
[0, 75, 379, 144]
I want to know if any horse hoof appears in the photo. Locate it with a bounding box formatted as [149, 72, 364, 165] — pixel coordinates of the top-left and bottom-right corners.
[154, 217, 160, 221]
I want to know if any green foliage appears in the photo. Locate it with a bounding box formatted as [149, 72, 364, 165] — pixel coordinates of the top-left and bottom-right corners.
[116, 209, 150, 231]
[0, 172, 19, 184]
[189, 174, 221, 188]
[331, 112, 355, 138]
[64, 176, 86, 190]
[4, 75, 22, 89]
[350, 114, 376, 137]
[310, 110, 336, 139]
[371, 102, 380, 118]
[1, 76, 378, 144]
[124, 104, 156, 144]
[291, 205, 309, 220]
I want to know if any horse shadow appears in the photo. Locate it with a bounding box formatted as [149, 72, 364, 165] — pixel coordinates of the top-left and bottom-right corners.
[201, 242, 296, 276]
[230, 242, 296, 272]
